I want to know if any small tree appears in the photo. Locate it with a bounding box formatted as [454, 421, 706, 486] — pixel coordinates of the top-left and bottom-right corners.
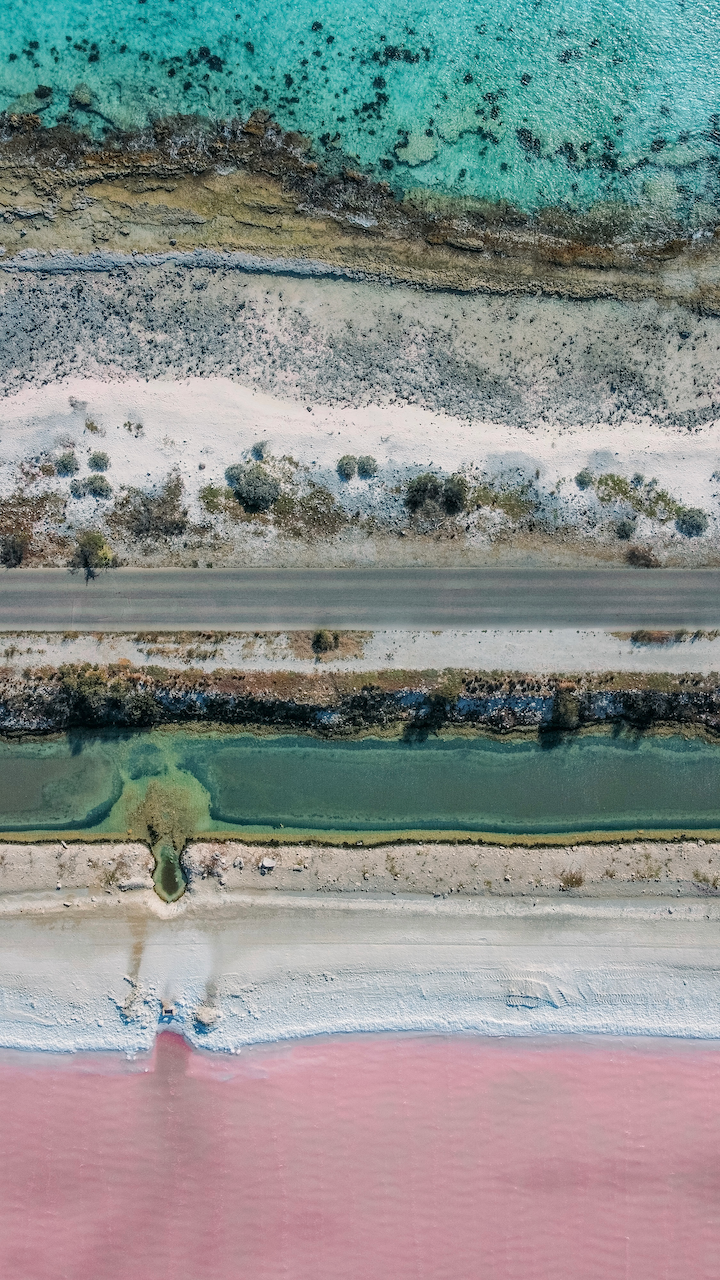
[0, 532, 29, 568]
[357, 455, 378, 478]
[56, 451, 79, 477]
[337, 455, 358, 480]
[88, 451, 110, 472]
[68, 530, 115, 580]
[575, 468, 593, 490]
[225, 463, 280, 512]
[443, 474, 468, 514]
[676, 508, 708, 537]
[405, 472, 443, 512]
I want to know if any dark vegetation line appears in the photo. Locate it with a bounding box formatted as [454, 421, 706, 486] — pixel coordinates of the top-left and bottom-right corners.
[2, 663, 720, 738]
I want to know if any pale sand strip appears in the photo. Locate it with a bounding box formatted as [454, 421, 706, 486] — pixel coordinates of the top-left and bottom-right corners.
[3, 628, 720, 675]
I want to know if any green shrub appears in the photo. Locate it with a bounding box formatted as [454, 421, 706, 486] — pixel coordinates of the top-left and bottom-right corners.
[615, 517, 636, 540]
[405, 472, 444, 512]
[675, 508, 708, 537]
[357, 455, 378, 478]
[56, 451, 79, 477]
[88, 451, 110, 472]
[199, 483, 225, 514]
[443, 474, 468, 514]
[595, 472, 680, 520]
[70, 475, 113, 499]
[337, 454, 358, 480]
[225, 463, 280, 512]
[251, 440, 268, 461]
[86, 475, 112, 498]
[312, 629, 339, 653]
[473, 478, 538, 520]
[575, 468, 593, 490]
[0, 532, 29, 568]
[68, 530, 115, 578]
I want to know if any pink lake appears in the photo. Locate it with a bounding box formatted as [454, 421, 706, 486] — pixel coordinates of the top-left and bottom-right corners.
[1, 1032, 719, 1280]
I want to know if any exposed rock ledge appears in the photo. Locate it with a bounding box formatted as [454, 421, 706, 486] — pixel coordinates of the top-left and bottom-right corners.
[2, 112, 720, 306]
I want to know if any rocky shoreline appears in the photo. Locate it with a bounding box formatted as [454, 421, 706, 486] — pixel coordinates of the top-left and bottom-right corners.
[2, 112, 720, 306]
[2, 661, 720, 738]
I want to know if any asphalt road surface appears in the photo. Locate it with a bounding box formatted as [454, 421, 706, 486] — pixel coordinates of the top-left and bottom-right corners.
[1, 567, 719, 631]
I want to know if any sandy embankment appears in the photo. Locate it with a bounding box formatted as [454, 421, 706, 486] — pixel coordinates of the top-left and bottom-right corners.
[8, 838, 720, 901]
[6, 837, 720, 899]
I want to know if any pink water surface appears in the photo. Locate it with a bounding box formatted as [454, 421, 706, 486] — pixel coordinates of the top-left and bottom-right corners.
[1, 1032, 719, 1280]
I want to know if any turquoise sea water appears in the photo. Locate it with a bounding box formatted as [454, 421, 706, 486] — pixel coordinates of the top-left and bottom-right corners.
[1, 729, 719, 836]
[2, 0, 720, 220]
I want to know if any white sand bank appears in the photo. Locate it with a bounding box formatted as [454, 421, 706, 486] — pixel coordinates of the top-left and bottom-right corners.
[0, 890, 719, 1053]
[2, 375, 719, 513]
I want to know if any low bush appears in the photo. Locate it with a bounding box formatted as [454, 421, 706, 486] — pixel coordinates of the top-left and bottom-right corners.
[199, 483, 226, 514]
[443, 474, 468, 514]
[55, 451, 79, 477]
[626, 545, 660, 568]
[406, 472, 468, 516]
[575, 468, 593, 490]
[615, 517, 636, 540]
[70, 475, 113, 499]
[225, 463, 280, 512]
[357, 455, 378, 478]
[474, 477, 539, 521]
[88, 451, 110, 472]
[111, 471, 188, 540]
[337, 455, 358, 480]
[595, 472, 680, 520]
[251, 440, 268, 461]
[675, 507, 708, 537]
[0, 532, 29, 568]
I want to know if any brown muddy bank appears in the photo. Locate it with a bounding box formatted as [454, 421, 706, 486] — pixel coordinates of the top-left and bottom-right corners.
[2, 660, 720, 739]
[2, 111, 720, 306]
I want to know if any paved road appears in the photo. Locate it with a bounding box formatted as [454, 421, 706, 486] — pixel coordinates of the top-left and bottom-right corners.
[1, 567, 719, 630]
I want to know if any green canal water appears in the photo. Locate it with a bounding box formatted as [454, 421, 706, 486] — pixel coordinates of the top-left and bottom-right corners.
[1, 729, 719, 841]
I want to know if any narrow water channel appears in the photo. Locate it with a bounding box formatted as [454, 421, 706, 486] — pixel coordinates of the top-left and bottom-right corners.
[1, 729, 719, 839]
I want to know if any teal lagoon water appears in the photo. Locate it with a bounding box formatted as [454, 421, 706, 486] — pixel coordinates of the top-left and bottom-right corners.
[3, 0, 720, 221]
[1, 729, 720, 837]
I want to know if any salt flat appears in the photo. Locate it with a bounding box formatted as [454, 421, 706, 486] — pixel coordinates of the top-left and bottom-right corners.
[1, 889, 719, 1053]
